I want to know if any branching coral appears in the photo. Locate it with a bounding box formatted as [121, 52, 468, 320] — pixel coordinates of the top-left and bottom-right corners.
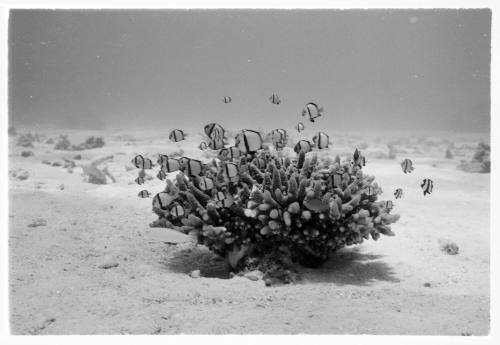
[149, 148, 400, 277]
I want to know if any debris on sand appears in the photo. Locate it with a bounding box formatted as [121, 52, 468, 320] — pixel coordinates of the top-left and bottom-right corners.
[244, 270, 263, 281]
[424, 282, 431, 287]
[9, 169, 30, 180]
[98, 260, 119, 269]
[439, 239, 459, 255]
[28, 218, 47, 228]
[51, 161, 63, 167]
[54, 135, 72, 150]
[72, 136, 106, 150]
[45, 138, 55, 144]
[21, 150, 34, 157]
[28, 317, 56, 335]
[190, 270, 201, 278]
[73, 154, 82, 160]
[457, 143, 490, 173]
[42, 160, 51, 165]
[79, 155, 116, 184]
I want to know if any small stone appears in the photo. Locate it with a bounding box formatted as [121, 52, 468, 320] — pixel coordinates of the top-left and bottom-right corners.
[59, 184, 64, 190]
[73, 154, 82, 160]
[190, 270, 201, 278]
[21, 150, 34, 157]
[28, 218, 47, 228]
[265, 279, 272, 287]
[98, 260, 119, 269]
[424, 282, 431, 287]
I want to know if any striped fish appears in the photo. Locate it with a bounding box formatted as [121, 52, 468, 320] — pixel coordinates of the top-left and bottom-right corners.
[214, 191, 234, 208]
[180, 158, 204, 177]
[254, 157, 267, 170]
[222, 96, 232, 104]
[421, 179, 434, 196]
[197, 177, 214, 191]
[235, 130, 263, 153]
[313, 132, 329, 149]
[131, 154, 153, 169]
[160, 157, 181, 173]
[169, 129, 185, 142]
[208, 137, 225, 150]
[295, 122, 305, 133]
[364, 186, 377, 196]
[135, 176, 145, 185]
[271, 128, 287, 143]
[401, 158, 414, 174]
[302, 102, 324, 122]
[152, 192, 175, 210]
[204, 123, 225, 140]
[156, 170, 167, 181]
[218, 146, 241, 161]
[223, 162, 240, 182]
[157, 154, 169, 166]
[381, 200, 394, 211]
[331, 173, 342, 188]
[394, 188, 403, 199]
[269, 93, 281, 105]
[138, 190, 151, 198]
[170, 204, 185, 218]
[294, 140, 312, 154]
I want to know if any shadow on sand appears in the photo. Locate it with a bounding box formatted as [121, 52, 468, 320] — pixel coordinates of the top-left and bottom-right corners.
[163, 245, 399, 285]
[298, 247, 400, 286]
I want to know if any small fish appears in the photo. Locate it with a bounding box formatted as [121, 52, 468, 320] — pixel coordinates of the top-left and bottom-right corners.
[131, 154, 153, 169]
[208, 137, 225, 150]
[157, 154, 169, 166]
[254, 157, 267, 170]
[271, 128, 287, 143]
[160, 157, 181, 173]
[223, 162, 240, 182]
[170, 204, 185, 218]
[269, 93, 281, 105]
[157, 170, 167, 180]
[381, 200, 394, 211]
[214, 191, 234, 208]
[401, 158, 414, 174]
[204, 123, 226, 140]
[303, 199, 329, 212]
[302, 102, 324, 122]
[331, 173, 342, 188]
[364, 186, 376, 196]
[152, 192, 175, 210]
[180, 158, 204, 177]
[198, 142, 208, 150]
[394, 188, 403, 199]
[274, 141, 286, 151]
[197, 177, 214, 191]
[235, 130, 263, 153]
[138, 190, 151, 198]
[313, 131, 329, 149]
[421, 178, 434, 196]
[135, 176, 145, 185]
[222, 96, 232, 104]
[218, 146, 241, 161]
[295, 122, 305, 133]
[294, 140, 312, 154]
[169, 129, 185, 142]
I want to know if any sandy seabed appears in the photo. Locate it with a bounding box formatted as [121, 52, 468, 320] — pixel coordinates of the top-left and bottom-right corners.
[8, 128, 490, 335]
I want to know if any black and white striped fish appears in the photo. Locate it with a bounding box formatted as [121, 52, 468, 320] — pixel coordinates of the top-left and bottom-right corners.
[198, 142, 208, 150]
[131, 154, 153, 169]
[254, 157, 267, 170]
[223, 162, 240, 182]
[295, 122, 305, 133]
[208, 137, 225, 150]
[235, 130, 263, 153]
[364, 186, 376, 196]
[218, 146, 241, 161]
[271, 128, 287, 143]
[169, 129, 185, 142]
[222, 96, 232, 104]
[381, 200, 394, 211]
[159, 157, 181, 173]
[313, 131, 329, 149]
[170, 204, 185, 218]
[180, 158, 204, 177]
[204, 123, 225, 140]
[157, 169, 167, 181]
[302, 102, 324, 122]
[197, 177, 214, 191]
[214, 191, 234, 208]
[330, 173, 342, 188]
[294, 140, 312, 154]
[152, 192, 175, 210]
[157, 154, 169, 166]
[138, 190, 151, 198]
[269, 93, 281, 105]
[135, 176, 145, 185]
[421, 179, 434, 196]
[401, 158, 415, 174]
[394, 188, 403, 199]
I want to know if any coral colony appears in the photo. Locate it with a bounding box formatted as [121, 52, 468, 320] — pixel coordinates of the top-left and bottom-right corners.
[131, 96, 434, 281]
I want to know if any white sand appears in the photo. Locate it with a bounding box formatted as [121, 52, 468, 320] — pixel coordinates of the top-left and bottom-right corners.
[8, 129, 489, 335]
